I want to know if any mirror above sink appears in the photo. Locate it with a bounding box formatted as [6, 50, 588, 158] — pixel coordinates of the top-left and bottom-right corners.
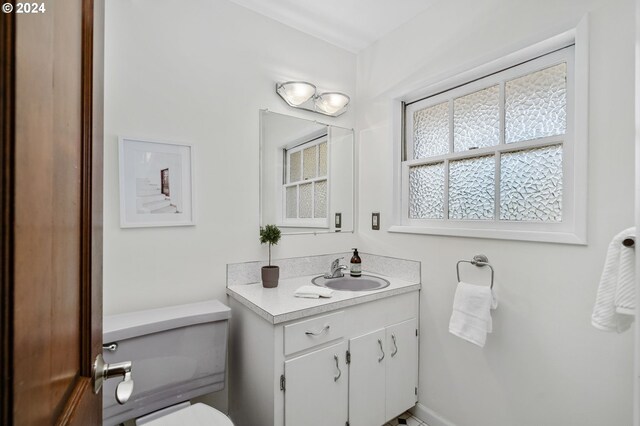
[260, 110, 355, 235]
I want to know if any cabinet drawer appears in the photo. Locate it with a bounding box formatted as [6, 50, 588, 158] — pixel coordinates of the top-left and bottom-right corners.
[284, 311, 345, 355]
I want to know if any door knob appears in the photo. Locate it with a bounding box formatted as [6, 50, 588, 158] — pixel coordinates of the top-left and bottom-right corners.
[93, 353, 135, 404]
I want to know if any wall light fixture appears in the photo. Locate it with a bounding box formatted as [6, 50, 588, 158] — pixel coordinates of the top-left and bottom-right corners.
[276, 81, 350, 117]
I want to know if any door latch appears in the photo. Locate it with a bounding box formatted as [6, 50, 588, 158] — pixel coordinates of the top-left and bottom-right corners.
[93, 353, 134, 404]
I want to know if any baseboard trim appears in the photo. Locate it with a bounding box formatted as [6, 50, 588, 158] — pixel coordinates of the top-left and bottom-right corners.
[410, 403, 456, 426]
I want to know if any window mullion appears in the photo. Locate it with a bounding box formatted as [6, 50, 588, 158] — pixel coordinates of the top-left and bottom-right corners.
[496, 136, 564, 153]
[445, 99, 454, 221]
[311, 182, 316, 219]
[443, 159, 450, 220]
[448, 99, 454, 154]
[285, 151, 289, 184]
[296, 185, 300, 219]
[494, 153, 501, 221]
[496, 81, 505, 220]
[313, 144, 319, 219]
[316, 142, 320, 176]
[406, 136, 562, 169]
[499, 81, 505, 146]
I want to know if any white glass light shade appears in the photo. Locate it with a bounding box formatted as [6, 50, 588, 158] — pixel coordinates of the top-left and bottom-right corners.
[315, 92, 350, 115]
[278, 81, 316, 106]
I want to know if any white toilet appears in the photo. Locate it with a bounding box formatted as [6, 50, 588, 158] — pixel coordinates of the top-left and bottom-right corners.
[102, 300, 234, 426]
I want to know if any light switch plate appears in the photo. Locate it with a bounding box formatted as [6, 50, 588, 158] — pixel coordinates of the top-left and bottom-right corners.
[335, 212, 342, 229]
[372, 212, 380, 230]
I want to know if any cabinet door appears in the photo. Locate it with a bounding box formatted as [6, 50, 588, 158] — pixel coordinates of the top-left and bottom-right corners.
[348, 329, 386, 426]
[285, 340, 348, 426]
[385, 319, 418, 420]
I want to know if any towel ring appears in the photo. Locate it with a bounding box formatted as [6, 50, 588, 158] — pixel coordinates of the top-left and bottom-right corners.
[456, 254, 494, 289]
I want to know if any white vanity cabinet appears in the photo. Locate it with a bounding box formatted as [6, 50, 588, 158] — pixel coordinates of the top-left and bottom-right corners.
[284, 340, 349, 426]
[228, 289, 419, 426]
[349, 318, 418, 426]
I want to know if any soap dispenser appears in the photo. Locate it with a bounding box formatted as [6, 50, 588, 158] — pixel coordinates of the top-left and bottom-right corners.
[350, 248, 361, 277]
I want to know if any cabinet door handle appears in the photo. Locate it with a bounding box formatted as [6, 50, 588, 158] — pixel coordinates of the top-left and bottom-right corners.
[333, 354, 342, 381]
[391, 334, 398, 357]
[305, 325, 330, 336]
[377, 339, 385, 362]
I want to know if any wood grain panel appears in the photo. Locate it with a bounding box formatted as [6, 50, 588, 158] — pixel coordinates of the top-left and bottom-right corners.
[14, 3, 57, 423]
[0, 5, 16, 426]
[88, 0, 104, 383]
[4, 0, 102, 422]
[51, 0, 83, 418]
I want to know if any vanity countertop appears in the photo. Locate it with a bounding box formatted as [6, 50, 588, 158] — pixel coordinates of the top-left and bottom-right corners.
[226, 272, 421, 324]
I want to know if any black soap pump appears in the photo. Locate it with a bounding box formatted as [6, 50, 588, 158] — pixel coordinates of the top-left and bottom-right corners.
[350, 248, 361, 277]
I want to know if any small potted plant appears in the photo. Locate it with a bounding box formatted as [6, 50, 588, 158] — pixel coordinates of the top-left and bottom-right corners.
[259, 224, 282, 288]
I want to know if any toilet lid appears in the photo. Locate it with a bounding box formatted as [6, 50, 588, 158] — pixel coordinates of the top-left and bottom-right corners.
[143, 403, 234, 426]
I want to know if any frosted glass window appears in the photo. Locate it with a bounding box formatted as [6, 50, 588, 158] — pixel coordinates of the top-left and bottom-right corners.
[303, 146, 317, 180]
[409, 163, 444, 219]
[500, 145, 563, 221]
[314, 180, 327, 218]
[413, 102, 449, 159]
[286, 186, 297, 218]
[505, 63, 567, 143]
[400, 46, 581, 242]
[289, 151, 301, 183]
[299, 183, 313, 218]
[449, 156, 495, 220]
[454, 86, 499, 152]
[319, 142, 328, 176]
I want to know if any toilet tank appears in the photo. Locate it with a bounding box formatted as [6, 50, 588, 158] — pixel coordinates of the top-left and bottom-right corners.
[102, 300, 231, 426]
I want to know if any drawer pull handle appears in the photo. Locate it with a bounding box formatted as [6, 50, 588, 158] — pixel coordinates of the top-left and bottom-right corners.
[391, 334, 398, 357]
[305, 325, 330, 336]
[377, 339, 385, 362]
[333, 354, 341, 381]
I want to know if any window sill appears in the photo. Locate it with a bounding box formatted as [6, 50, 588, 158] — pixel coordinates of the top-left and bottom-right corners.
[387, 225, 586, 245]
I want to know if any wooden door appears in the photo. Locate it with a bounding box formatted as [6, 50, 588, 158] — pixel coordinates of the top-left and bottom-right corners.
[284, 341, 348, 426]
[348, 329, 386, 426]
[385, 319, 419, 420]
[1, 0, 104, 424]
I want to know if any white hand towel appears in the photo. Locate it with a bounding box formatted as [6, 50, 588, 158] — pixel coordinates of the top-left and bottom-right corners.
[294, 285, 334, 299]
[592, 227, 636, 332]
[449, 282, 497, 347]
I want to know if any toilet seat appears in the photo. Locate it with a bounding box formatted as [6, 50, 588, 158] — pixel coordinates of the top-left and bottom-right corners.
[141, 403, 234, 426]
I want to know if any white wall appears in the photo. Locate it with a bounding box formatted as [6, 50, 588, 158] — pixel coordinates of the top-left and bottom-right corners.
[104, 0, 357, 314]
[356, 0, 635, 425]
[106, 0, 636, 424]
[103, 0, 358, 413]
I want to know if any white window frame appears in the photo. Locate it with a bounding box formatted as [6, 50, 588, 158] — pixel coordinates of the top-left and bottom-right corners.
[278, 134, 331, 228]
[390, 28, 588, 245]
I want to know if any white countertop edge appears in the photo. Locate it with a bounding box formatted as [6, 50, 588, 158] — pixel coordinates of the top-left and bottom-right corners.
[225, 289, 276, 323]
[271, 284, 421, 324]
[226, 277, 421, 325]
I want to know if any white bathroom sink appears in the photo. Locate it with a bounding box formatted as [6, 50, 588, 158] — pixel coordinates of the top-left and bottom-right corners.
[312, 274, 390, 291]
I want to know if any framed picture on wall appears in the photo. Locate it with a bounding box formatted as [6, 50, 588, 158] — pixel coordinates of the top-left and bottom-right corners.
[119, 137, 195, 228]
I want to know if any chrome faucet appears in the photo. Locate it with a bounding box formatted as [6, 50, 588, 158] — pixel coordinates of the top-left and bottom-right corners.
[324, 257, 348, 279]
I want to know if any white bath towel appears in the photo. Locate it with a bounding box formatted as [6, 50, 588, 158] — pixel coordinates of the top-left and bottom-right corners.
[449, 282, 498, 347]
[592, 227, 636, 332]
[294, 285, 334, 299]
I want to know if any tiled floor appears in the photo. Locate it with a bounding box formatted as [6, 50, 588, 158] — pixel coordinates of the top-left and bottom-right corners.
[385, 411, 429, 426]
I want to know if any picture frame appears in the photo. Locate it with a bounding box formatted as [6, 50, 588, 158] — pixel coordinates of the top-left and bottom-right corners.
[119, 137, 195, 228]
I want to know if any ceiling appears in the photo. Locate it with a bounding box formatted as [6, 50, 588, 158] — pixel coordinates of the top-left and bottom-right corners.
[228, 0, 437, 53]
